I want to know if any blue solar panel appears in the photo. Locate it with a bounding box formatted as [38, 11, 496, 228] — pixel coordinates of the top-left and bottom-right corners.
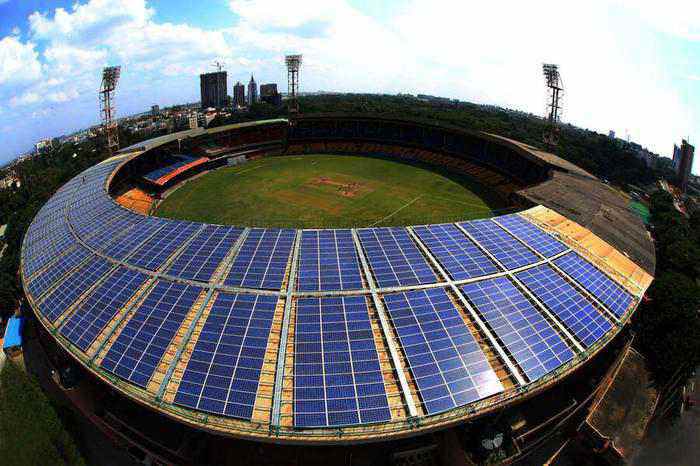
[294, 296, 391, 427]
[81, 209, 144, 250]
[515, 265, 612, 348]
[223, 229, 295, 290]
[413, 224, 499, 280]
[460, 277, 574, 382]
[101, 218, 167, 260]
[37, 256, 114, 323]
[165, 225, 243, 282]
[553, 253, 634, 318]
[101, 281, 202, 388]
[297, 230, 364, 292]
[459, 219, 539, 270]
[23, 220, 76, 277]
[27, 245, 90, 300]
[173, 293, 278, 420]
[357, 228, 437, 288]
[494, 215, 568, 258]
[126, 221, 201, 271]
[60, 268, 149, 352]
[383, 288, 503, 415]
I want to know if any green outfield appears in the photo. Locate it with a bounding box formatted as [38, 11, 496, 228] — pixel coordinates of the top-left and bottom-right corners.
[154, 154, 509, 228]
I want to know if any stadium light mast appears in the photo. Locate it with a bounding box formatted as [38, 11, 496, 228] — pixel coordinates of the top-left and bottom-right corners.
[100, 66, 121, 154]
[542, 63, 563, 148]
[285, 54, 302, 115]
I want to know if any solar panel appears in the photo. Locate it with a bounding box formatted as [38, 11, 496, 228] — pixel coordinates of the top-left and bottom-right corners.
[459, 219, 539, 270]
[37, 256, 114, 323]
[223, 228, 295, 290]
[294, 296, 391, 427]
[165, 225, 243, 282]
[23, 220, 76, 277]
[100, 281, 202, 388]
[81, 209, 144, 250]
[60, 268, 149, 352]
[383, 288, 503, 415]
[412, 224, 499, 280]
[494, 215, 568, 258]
[27, 245, 91, 300]
[553, 252, 634, 318]
[101, 218, 167, 261]
[357, 228, 437, 288]
[173, 293, 278, 420]
[460, 277, 574, 382]
[515, 265, 612, 348]
[126, 221, 201, 271]
[297, 230, 364, 292]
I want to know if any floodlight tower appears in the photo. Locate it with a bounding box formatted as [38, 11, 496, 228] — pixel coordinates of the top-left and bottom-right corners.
[542, 63, 563, 147]
[285, 54, 302, 114]
[100, 66, 121, 154]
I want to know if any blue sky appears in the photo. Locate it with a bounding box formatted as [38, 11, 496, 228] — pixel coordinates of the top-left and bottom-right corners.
[0, 0, 698, 174]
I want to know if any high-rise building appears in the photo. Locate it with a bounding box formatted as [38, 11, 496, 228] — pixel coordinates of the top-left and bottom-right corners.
[260, 83, 281, 106]
[247, 75, 258, 106]
[672, 144, 682, 172]
[233, 81, 245, 108]
[151, 104, 160, 116]
[677, 139, 695, 193]
[200, 71, 228, 109]
[608, 130, 615, 139]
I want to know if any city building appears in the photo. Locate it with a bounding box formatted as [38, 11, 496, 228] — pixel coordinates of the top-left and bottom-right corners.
[34, 138, 53, 155]
[676, 139, 695, 193]
[151, 104, 160, 116]
[260, 83, 281, 106]
[673, 143, 682, 172]
[247, 75, 258, 106]
[608, 130, 616, 139]
[233, 81, 245, 108]
[200, 71, 228, 109]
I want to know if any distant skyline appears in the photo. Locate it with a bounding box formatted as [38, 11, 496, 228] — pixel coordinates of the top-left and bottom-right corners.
[0, 0, 698, 174]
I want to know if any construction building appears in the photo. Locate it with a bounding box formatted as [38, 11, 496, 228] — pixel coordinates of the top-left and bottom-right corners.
[200, 71, 228, 109]
[260, 83, 281, 106]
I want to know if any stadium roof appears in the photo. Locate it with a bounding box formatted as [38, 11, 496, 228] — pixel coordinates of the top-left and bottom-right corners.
[20, 135, 652, 444]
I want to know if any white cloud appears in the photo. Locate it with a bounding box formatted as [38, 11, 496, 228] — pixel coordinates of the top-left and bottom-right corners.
[10, 91, 40, 107]
[0, 36, 42, 85]
[615, 0, 700, 41]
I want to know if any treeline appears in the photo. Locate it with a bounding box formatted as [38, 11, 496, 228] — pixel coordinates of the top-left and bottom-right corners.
[634, 192, 700, 384]
[297, 94, 677, 187]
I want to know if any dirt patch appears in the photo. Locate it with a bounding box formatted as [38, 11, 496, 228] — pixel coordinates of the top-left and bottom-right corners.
[311, 176, 365, 198]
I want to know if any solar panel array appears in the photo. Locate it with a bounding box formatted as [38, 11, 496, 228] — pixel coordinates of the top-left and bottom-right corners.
[297, 230, 363, 292]
[224, 228, 295, 289]
[383, 288, 503, 414]
[101, 281, 202, 387]
[19, 152, 646, 431]
[357, 228, 437, 288]
[553, 253, 634, 318]
[174, 293, 278, 420]
[459, 219, 539, 270]
[412, 224, 498, 280]
[495, 215, 568, 258]
[515, 265, 612, 348]
[461, 277, 574, 382]
[126, 221, 200, 271]
[294, 296, 391, 427]
[60, 268, 149, 352]
[37, 256, 114, 323]
[165, 225, 243, 282]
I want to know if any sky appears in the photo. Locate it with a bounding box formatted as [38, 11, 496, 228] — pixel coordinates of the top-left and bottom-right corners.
[0, 0, 698, 173]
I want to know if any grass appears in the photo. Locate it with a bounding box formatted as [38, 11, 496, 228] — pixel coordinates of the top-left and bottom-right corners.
[0, 360, 85, 466]
[155, 154, 508, 228]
